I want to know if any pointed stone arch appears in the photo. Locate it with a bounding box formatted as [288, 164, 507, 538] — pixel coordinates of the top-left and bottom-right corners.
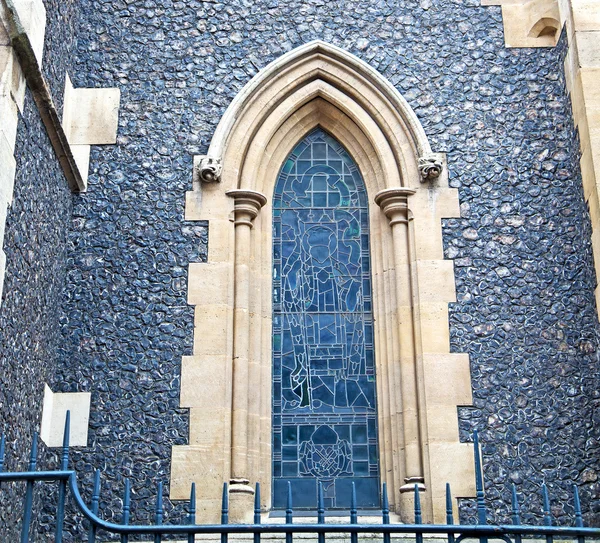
[173, 40, 475, 523]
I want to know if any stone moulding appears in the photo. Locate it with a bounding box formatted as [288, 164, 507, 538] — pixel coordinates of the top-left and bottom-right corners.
[174, 40, 474, 524]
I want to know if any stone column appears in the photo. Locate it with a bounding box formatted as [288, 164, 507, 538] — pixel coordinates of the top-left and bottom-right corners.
[225, 189, 267, 522]
[374, 188, 425, 494]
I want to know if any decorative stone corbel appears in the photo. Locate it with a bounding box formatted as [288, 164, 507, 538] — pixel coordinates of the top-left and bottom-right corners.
[62, 73, 121, 190]
[194, 155, 222, 183]
[418, 153, 444, 181]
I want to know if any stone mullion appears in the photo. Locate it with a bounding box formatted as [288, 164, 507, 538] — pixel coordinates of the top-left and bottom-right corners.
[375, 188, 425, 499]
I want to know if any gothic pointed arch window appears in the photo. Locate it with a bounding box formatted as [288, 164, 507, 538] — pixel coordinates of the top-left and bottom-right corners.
[272, 128, 379, 509]
[173, 41, 475, 524]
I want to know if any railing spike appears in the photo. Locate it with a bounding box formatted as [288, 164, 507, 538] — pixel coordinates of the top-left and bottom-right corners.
[573, 484, 585, 543]
[0, 433, 5, 472]
[121, 478, 131, 543]
[92, 469, 101, 506]
[254, 482, 261, 523]
[220, 482, 228, 543]
[154, 481, 164, 543]
[254, 483, 262, 543]
[511, 484, 521, 525]
[382, 483, 390, 543]
[414, 484, 423, 543]
[123, 479, 131, 519]
[446, 483, 455, 543]
[156, 481, 164, 522]
[189, 482, 196, 524]
[573, 484, 583, 527]
[446, 483, 454, 525]
[21, 432, 38, 543]
[473, 431, 487, 525]
[0, 433, 5, 490]
[317, 481, 325, 524]
[221, 482, 229, 523]
[473, 431, 488, 543]
[542, 484, 554, 543]
[317, 481, 325, 543]
[350, 482, 358, 543]
[61, 411, 70, 470]
[286, 481, 293, 543]
[28, 431, 38, 471]
[286, 481, 293, 522]
[56, 413, 71, 543]
[88, 469, 101, 543]
[542, 484, 552, 526]
[382, 483, 390, 523]
[414, 483, 422, 524]
[188, 482, 196, 543]
[511, 484, 522, 543]
[351, 482, 358, 522]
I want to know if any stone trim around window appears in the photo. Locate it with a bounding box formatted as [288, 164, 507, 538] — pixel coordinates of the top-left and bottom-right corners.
[172, 40, 474, 524]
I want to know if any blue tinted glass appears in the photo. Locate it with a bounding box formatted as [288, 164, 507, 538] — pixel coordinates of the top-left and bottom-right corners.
[272, 128, 380, 509]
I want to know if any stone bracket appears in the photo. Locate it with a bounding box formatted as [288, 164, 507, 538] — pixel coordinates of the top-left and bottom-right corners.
[62, 73, 121, 190]
[40, 384, 91, 447]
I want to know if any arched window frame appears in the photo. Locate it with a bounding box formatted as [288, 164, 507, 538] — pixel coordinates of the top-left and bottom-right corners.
[172, 40, 474, 523]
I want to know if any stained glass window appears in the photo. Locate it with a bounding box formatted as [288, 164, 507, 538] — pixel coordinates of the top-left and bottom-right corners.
[272, 128, 380, 510]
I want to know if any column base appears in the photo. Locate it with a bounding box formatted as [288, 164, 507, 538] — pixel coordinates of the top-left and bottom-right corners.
[399, 478, 426, 493]
[397, 482, 430, 523]
[229, 479, 255, 524]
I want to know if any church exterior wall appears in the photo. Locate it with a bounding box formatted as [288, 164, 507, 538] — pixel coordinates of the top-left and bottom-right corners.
[448, 34, 600, 525]
[0, 0, 78, 537]
[0, 0, 599, 537]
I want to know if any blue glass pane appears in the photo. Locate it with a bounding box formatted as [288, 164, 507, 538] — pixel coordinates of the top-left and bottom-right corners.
[272, 128, 380, 510]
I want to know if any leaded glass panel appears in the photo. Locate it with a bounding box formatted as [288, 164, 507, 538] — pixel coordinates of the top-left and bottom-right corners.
[272, 128, 380, 510]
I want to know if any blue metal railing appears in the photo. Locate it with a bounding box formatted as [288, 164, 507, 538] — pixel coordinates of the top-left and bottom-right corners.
[0, 413, 599, 542]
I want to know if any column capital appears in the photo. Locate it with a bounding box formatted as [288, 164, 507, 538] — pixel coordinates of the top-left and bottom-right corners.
[374, 188, 416, 226]
[226, 189, 267, 227]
